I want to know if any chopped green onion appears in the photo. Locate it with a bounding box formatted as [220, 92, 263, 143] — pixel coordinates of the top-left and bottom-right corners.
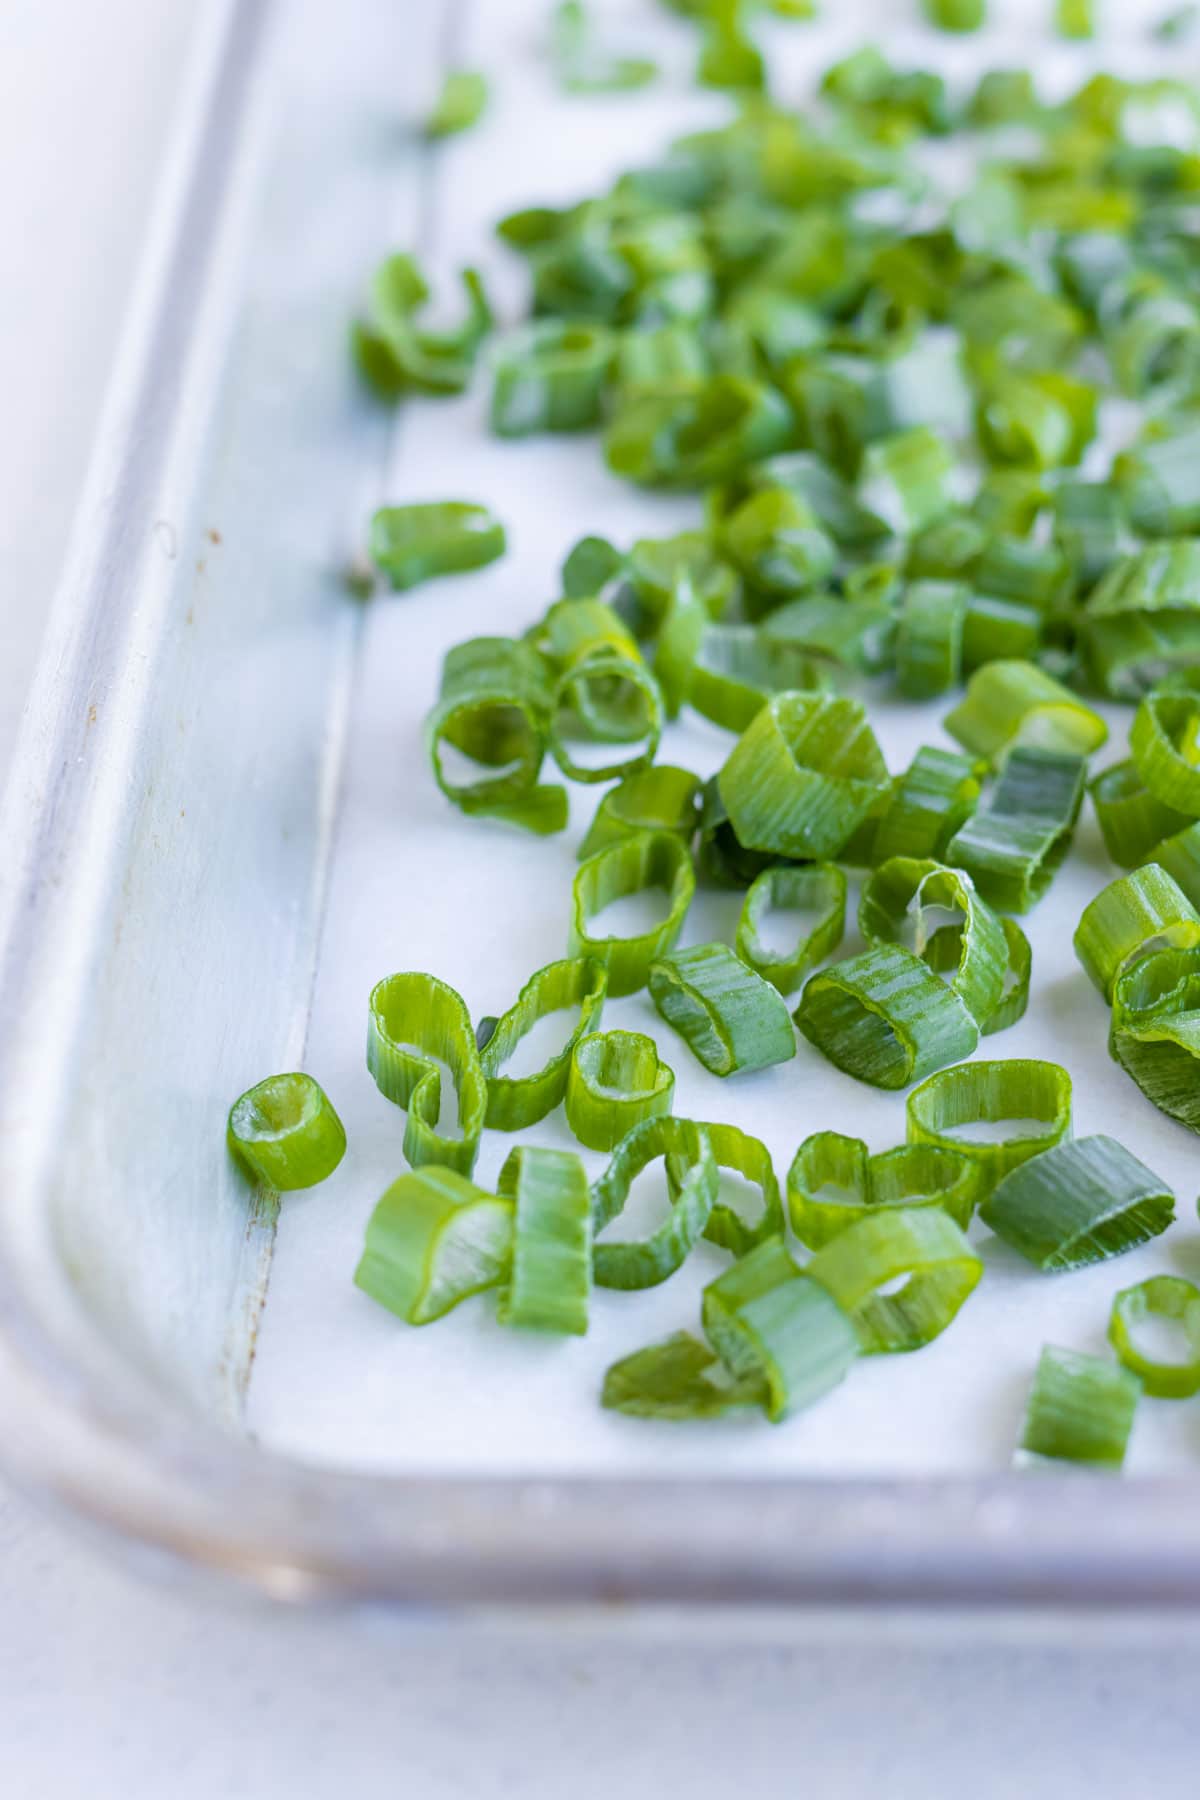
[1130, 680, 1200, 816]
[1083, 540, 1200, 700]
[981, 1135, 1174, 1272]
[695, 775, 776, 890]
[491, 322, 613, 436]
[1140, 820, 1200, 910]
[787, 1131, 976, 1250]
[577, 765, 701, 860]
[367, 973, 488, 1176]
[570, 830, 696, 997]
[859, 856, 1008, 1029]
[1053, 480, 1126, 595]
[657, 618, 828, 734]
[1090, 761, 1190, 870]
[895, 580, 968, 700]
[591, 1115, 717, 1289]
[943, 660, 1107, 767]
[1018, 1346, 1139, 1470]
[355, 1166, 512, 1325]
[717, 693, 891, 862]
[479, 956, 607, 1129]
[496, 1146, 592, 1335]
[807, 1207, 983, 1354]
[566, 1029, 675, 1151]
[906, 1058, 1073, 1201]
[369, 502, 505, 592]
[795, 944, 980, 1090]
[605, 375, 793, 489]
[1115, 425, 1200, 539]
[762, 591, 897, 675]
[1074, 864, 1200, 1001]
[1109, 946, 1200, 1131]
[550, 0, 658, 93]
[427, 635, 567, 835]
[720, 487, 837, 597]
[424, 69, 488, 138]
[227, 1073, 346, 1191]
[858, 427, 957, 537]
[1055, 0, 1094, 36]
[548, 649, 664, 785]
[923, 0, 986, 27]
[944, 747, 1087, 914]
[649, 942, 797, 1076]
[601, 1331, 761, 1420]
[354, 255, 492, 398]
[1109, 1277, 1200, 1399]
[671, 1120, 784, 1257]
[697, 0, 766, 92]
[975, 365, 1097, 472]
[701, 1237, 860, 1421]
[735, 862, 846, 996]
[924, 913, 1033, 1038]
[872, 746, 983, 865]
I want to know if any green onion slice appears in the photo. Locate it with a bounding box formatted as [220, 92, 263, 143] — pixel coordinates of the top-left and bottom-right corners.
[369, 502, 506, 592]
[491, 321, 613, 437]
[895, 579, 968, 701]
[649, 942, 797, 1076]
[670, 1120, 784, 1258]
[859, 856, 1008, 1029]
[701, 1237, 860, 1422]
[944, 747, 1087, 914]
[354, 1166, 513, 1325]
[367, 973, 488, 1176]
[428, 635, 566, 835]
[1109, 946, 1200, 1132]
[570, 829, 696, 997]
[806, 1206, 983, 1355]
[566, 1029, 675, 1151]
[548, 650, 664, 785]
[787, 1130, 977, 1250]
[1109, 1276, 1200, 1400]
[605, 375, 792, 490]
[906, 1058, 1073, 1201]
[696, 775, 776, 889]
[871, 746, 983, 865]
[923, 914, 1033, 1038]
[424, 69, 488, 138]
[1083, 541, 1200, 700]
[479, 956, 607, 1130]
[735, 862, 846, 996]
[577, 765, 701, 860]
[496, 1145, 592, 1335]
[227, 1073, 346, 1191]
[658, 618, 828, 734]
[1018, 1345, 1139, 1470]
[601, 1331, 762, 1421]
[717, 693, 891, 862]
[858, 427, 957, 537]
[354, 256, 491, 398]
[943, 660, 1107, 766]
[590, 1115, 717, 1290]
[981, 1135, 1175, 1272]
[795, 944, 980, 1091]
[1130, 680, 1200, 817]
[1090, 760, 1190, 870]
[1074, 864, 1200, 1001]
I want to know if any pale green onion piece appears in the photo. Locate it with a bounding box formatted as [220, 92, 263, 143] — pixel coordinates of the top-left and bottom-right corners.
[1109, 947, 1200, 1132]
[1055, 0, 1094, 34]
[569, 829, 695, 997]
[367, 973, 488, 1175]
[479, 956, 607, 1129]
[717, 693, 891, 862]
[1130, 682, 1200, 816]
[807, 1206, 982, 1355]
[895, 580, 968, 700]
[577, 765, 701, 860]
[944, 747, 1087, 914]
[1018, 1346, 1139, 1470]
[944, 660, 1107, 766]
[981, 1135, 1174, 1272]
[1090, 761, 1190, 870]
[923, 913, 1033, 1037]
[648, 942, 796, 1077]
[795, 945, 980, 1091]
[591, 1115, 717, 1290]
[924, 0, 985, 27]
[1109, 1277, 1200, 1399]
[227, 1073, 346, 1191]
[548, 650, 664, 784]
[1053, 480, 1126, 594]
[424, 69, 488, 138]
[1115, 428, 1200, 540]
[354, 1166, 512, 1325]
[872, 746, 983, 865]
[735, 863, 846, 996]
[906, 1058, 1073, 1201]
[369, 502, 506, 591]
[763, 590, 897, 674]
[428, 635, 566, 835]
[496, 1146, 591, 1335]
[787, 1131, 977, 1250]
[701, 1238, 859, 1422]
[566, 1029, 675, 1151]
[660, 620, 828, 734]
[858, 427, 957, 537]
[491, 321, 613, 436]
[1083, 540, 1200, 700]
[721, 487, 837, 597]
[1141, 821, 1200, 910]
[859, 857, 1008, 1029]
[601, 1331, 762, 1420]
[670, 1121, 784, 1258]
[1074, 865, 1200, 1001]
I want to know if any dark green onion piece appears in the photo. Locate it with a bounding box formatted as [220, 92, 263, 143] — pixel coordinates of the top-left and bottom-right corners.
[548, 650, 664, 785]
[605, 375, 792, 489]
[566, 1029, 675, 1151]
[695, 775, 776, 890]
[479, 956, 607, 1130]
[602, 1331, 762, 1421]
[1090, 761, 1190, 870]
[648, 942, 796, 1077]
[944, 747, 1087, 914]
[736, 863, 846, 996]
[718, 693, 891, 862]
[1141, 821, 1200, 910]
[227, 1073, 346, 1191]
[591, 1116, 717, 1290]
[981, 1135, 1174, 1272]
[807, 1207, 983, 1355]
[496, 1146, 591, 1335]
[697, 0, 766, 91]
[369, 503, 505, 592]
[1018, 1346, 1139, 1470]
[367, 973, 488, 1176]
[944, 660, 1107, 767]
[569, 830, 695, 997]
[577, 765, 701, 860]
[491, 322, 613, 436]
[1109, 947, 1200, 1132]
[787, 1131, 977, 1250]
[1074, 865, 1200, 1001]
[924, 914, 1033, 1037]
[354, 255, 491, 398]
[354, 1166, 512, 1325]
[859, 857, 1008, 1029]
[907, 1058, 1073, 1202]
[872, 747, 983, 865]
[1109, 1277, 1200, 1399]
[424, 69, 488, 137]
[701, 1238, 859, 1422]
[720, 487, 836, 597]
[795, 945, 980, 1091]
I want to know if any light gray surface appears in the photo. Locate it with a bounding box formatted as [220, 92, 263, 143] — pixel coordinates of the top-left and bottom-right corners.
[1, 0, 1199, 1793]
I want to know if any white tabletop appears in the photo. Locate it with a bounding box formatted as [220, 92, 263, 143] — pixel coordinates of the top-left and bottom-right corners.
[3, 2, 1200, 1794]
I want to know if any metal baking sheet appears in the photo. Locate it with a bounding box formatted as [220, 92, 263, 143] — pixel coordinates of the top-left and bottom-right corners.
[2, 0, 1200, 1610]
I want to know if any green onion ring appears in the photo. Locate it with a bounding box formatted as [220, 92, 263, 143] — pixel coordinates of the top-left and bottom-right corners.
[367, 972, 488, 1176]
[668, 1120, 784, 1258]
[1074, 864, 1200, 1001]
[701, 1237, 860, 1422]
[735, 862, 846, 996]
[1109, 1276, 1200, 1399]
[980, 1135, 1175, 1271]
[590, 1115, 717, 1290]
[1130, 681, 1200, 816]
[943, 658, 1107, 766]
[795, 944, 980, 1091]
[787, 1131, 977, 1250]
[1017, 1345, 1140, 1470]
[227, 1073, 346, 1191]
[1109, 946, 1200, 1131]
[566, 1029, 675, 1152]
[569, 829, 695, 998]
[944, 746, 1087, 914]
[859, 856, 1008, 1029]
[576, 764, 701, 860]
[479, 956, 607, 1130]
[806, 1206, 983, 1355]
[906, 1057, 1073, 1201]
[648, 941, 797, 1077]
[1090, 759, 1190, 870]
[354, 1166, 513, 1325]
[717, 692, 892, 862]
[496, 1145, 592, 1335]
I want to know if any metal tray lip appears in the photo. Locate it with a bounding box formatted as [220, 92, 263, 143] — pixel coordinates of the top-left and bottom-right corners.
[0, 0, 1199, 1611]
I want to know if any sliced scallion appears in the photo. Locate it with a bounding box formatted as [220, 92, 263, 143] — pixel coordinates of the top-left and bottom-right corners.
[980, 1135, 1175, 1272]
[807, 1206, 983, 1355]
[369, 503, 506, 591]
[367, 973, 488, 1176]
[735, 862, 846, 996]
[906, 1058, 1073, 1200]
[1109, 946, 1200, 1131]
[871, 746, 983, 865]
[944, 747, 1087, 914]
[1109, 1277, 1200, 1399]
[566, 1029, 675, 1151]
[577, 765, 701, 860]
[787, 1131, 976, 1250]
[943, 660, 1107, 766]
[1074, 864, 1200, 1001]
[591, 1115, 717, 1290]
[1018, 1345, 1139, 1470]
[795, 944, 980, 1090]
[570, 829, 696, 997]
[859, 856, 1008, 1029]
[601, 1331, 761, 1420]
[701, 1238, 860, 1421]
[496, 1145, 592, 1335]
[1090, 760, 1190, 870]
[227, 1073, 346, 1191]
[717, 693, 891, 862]
[355, 1166, 512, 1325]
[648, 942, 797, 1076]
[479, 956, 607, 1129]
